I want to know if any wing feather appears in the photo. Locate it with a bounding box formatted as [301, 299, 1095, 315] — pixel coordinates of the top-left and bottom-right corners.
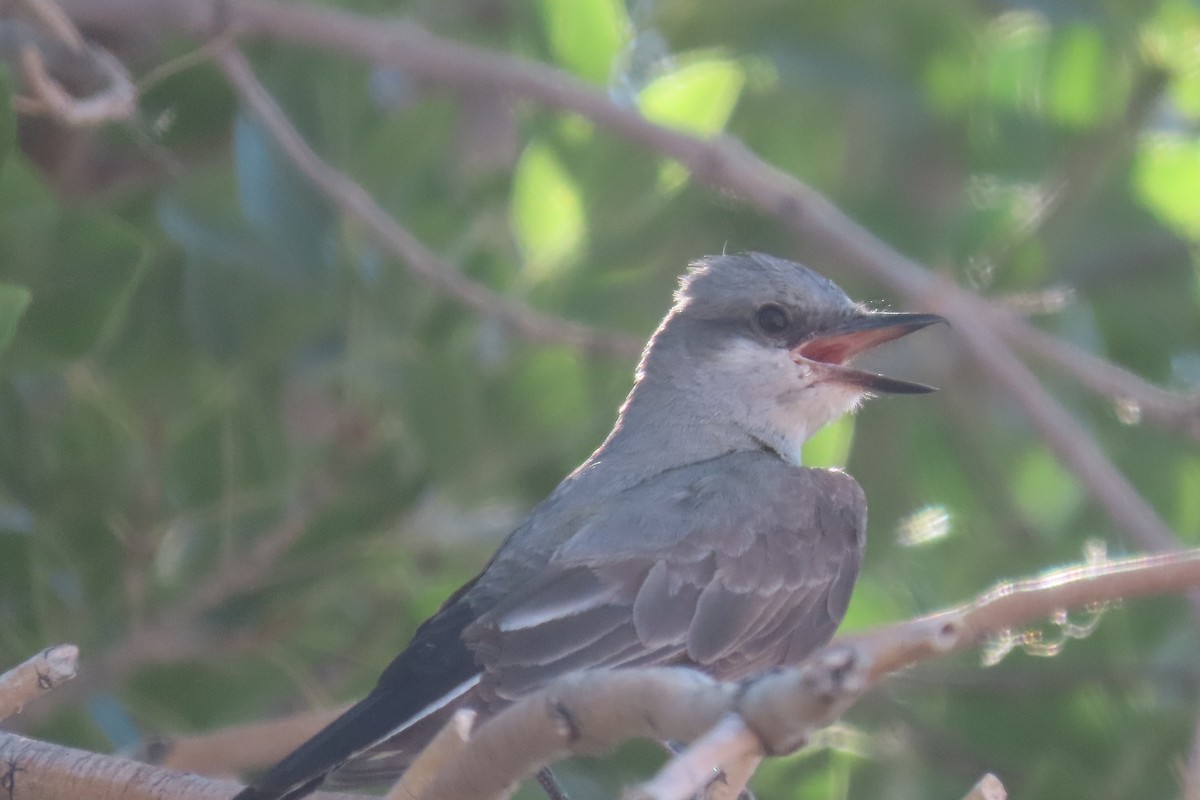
[466, 452, 867, 695]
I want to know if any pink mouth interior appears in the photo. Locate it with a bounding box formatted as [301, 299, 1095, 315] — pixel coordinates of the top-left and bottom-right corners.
[795, 327, 908, 366]
[796, 337, 854, 365]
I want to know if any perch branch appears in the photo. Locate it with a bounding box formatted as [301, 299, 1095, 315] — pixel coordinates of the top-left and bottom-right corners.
[1, 551, 1197, 800]
[412, 549, 1200, 800]
[144, 705, 349, 777]
[385, 709, 476, 800]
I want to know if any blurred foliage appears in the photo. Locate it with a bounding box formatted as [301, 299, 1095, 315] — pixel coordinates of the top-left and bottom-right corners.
[2, 0, 1200, 799]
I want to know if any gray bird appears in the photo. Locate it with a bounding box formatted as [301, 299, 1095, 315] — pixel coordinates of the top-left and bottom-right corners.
[233, 253, 943, 800]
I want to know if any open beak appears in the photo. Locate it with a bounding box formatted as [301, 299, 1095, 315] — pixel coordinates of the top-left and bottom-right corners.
[791, 312, 945, 394]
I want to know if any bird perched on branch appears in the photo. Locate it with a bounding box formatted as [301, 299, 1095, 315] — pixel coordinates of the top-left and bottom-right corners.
[233, 253, 943, 800]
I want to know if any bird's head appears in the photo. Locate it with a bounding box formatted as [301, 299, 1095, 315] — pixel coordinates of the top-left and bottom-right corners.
[630, 253, 943, 464]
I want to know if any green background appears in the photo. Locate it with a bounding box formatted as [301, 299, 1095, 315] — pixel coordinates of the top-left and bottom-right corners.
[2, 0, 1200, 798]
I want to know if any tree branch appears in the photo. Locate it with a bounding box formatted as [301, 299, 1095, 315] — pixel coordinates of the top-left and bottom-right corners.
[50, 0, 1200, 429]
[413, 549, 1200, 800]
[142, 706, 349, 777]
[0, 730, 361, 800]
[0, 645, 78, 721]
[3, 551, 1197, 800]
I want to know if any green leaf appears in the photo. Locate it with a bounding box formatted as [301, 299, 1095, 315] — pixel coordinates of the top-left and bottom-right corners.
[17, 217, 147, 359]
[1133, 133, 1200, 239]
[637, 56, 746, 190]
[511, 141, 587, 280]
[1141, 0, 1200, 118]
[1049, 25, 1109, 128]
[839, 580, 907, 632]
[981, 12, 1050, 113]
[801, 415, 855, 468]
[637, 56, 747, 136]
[537, 0, 629, 85]
[0, 282, 31, 355]
[1177, 457, 1200, 540]
[1013, 447, 1084, 532]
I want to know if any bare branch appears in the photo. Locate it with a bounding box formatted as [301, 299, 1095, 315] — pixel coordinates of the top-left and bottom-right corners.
[1000, 315, 1200, 438]
[145, 706, 349, 777]
[0, 645, 78, 721]
[52, 0, 1195, 428]
[14, 41, 136, 125]
[942, 293, 1187, 561]
[0, 730, 360, 800]
[385, 709, 476, 800]
[214, 46, 639, 360]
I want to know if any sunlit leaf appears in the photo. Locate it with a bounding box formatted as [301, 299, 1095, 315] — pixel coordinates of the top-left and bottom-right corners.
[537, 0, 629, 85]
[511, 141, 586, 280]
[637, 56, 747, 136]
[637, 56, 746, 189]
[1141, 0, 1200, 118]
[1133, 133, 1200, 239]
[801, 415, 855, 468]
[0, 282, 31, 356]
[1049, 25, 1110, 128]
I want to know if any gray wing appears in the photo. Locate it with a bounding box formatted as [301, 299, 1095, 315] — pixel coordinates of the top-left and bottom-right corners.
[465, 452, 866, 699]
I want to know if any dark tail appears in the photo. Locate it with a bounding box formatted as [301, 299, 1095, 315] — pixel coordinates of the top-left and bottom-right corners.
[232, 601, 481, 800]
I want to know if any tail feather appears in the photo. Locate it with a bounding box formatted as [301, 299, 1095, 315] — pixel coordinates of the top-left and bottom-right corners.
[233, 601, 481, 800]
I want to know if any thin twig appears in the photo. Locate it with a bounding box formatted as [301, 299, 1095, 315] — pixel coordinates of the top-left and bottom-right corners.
[0, 645, 79, 721]
[214, 46, 639, 359]
[46, 0, 1193, 572]
[15, 0, 85, 51]
[14, 41, 136, 125]
[626, 714, 758, 800]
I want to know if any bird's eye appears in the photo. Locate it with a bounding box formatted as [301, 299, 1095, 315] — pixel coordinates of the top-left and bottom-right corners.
[754, 303, 790, 337]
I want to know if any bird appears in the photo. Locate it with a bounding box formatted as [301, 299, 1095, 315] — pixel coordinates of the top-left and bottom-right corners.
[232, 252, 943, 800]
